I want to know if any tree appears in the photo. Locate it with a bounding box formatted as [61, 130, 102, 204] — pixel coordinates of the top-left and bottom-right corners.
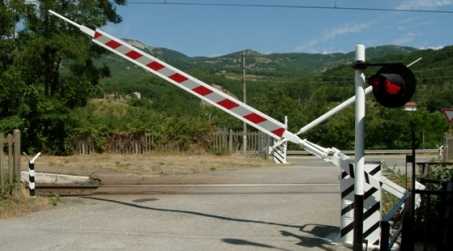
[0, 1, 25, 131]
[0, 0, 126, 153]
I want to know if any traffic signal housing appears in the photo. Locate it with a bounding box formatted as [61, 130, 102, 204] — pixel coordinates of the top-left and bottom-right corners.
[368, 63, 416, 108]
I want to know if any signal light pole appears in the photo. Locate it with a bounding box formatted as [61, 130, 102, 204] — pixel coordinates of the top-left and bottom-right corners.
[353, 44, 366, 251]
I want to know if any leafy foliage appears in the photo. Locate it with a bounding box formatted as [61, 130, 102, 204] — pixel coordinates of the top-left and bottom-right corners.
[0, 0, 125, 153]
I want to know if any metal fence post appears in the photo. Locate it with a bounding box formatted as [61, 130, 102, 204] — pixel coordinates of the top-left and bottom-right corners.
[441, 181, 453, 249]
[401, 196, 414, 251]
[380, 221, 390, 251]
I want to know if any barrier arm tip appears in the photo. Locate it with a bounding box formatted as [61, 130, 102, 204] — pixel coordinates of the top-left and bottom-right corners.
[30, 152, 42, 164]
[48, 10, 95, 37]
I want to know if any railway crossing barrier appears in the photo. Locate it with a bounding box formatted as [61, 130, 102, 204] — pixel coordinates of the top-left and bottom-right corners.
[49, 10, 423, 249]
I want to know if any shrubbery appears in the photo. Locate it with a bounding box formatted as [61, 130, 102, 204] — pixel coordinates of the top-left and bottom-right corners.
[65, 98, 215, 154]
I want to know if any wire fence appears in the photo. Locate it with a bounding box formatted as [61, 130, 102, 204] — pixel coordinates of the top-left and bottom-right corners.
[72, 129, 274, 157]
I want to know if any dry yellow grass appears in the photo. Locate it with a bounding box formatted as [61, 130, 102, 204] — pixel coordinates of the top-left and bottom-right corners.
[21, 153, 274, 177]
[0, 187, 51, 219]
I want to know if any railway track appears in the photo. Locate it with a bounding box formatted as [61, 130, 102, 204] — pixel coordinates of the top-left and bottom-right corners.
[35, 183, 99, 196]
[35, 183, 340, 196]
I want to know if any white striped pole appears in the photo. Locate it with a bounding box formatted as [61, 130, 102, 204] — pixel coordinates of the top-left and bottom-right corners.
[340, 161, 355, 244]
[271, 116, 288, 164]
[341, 162, 383, 247]
[362, 162, 382, 246]
[353, 44, 366, 251]
[28, 152, 41, 197]
[28, 161, 35, 197]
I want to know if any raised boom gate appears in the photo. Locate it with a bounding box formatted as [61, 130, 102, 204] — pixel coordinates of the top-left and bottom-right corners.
[49, 10, 422, 248]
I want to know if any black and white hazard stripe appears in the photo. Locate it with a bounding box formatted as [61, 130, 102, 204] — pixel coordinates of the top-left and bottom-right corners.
[340, 162, 381, 245]
[271, 142, 287, 164]
[28, 162, 36, 197]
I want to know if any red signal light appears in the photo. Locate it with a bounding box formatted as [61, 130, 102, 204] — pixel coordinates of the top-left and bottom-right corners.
[384, 79, 401, 95]
[368, 63, 416, 108]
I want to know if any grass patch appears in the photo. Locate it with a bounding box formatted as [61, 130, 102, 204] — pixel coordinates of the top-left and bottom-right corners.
[0, 187, 51, 219]
[381, 163, 410, 214]
[381, 162, 453, 214]
[48, 193, 61, 207]
[23, 153, 273, 177]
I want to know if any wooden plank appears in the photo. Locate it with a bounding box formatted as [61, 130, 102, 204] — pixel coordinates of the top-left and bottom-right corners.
[0, 133, 4, 195]
[7, 134, 13, 194]
[13, 129, 21, 182]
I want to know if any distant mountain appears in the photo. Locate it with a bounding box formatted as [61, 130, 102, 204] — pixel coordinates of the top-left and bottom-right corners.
[99, 40, 419, 87]
[191, 45, 418, 76]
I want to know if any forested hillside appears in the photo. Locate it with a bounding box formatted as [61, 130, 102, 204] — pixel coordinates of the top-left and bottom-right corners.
[99, 43, 451, 150]
[0, 1, 451, 154]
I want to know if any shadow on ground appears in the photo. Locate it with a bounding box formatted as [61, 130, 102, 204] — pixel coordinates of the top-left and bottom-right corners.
[281, 229, 337, 251]
[83, 196, 339, 250]
[222, 238, 293, 251]
[84, 196, 301, 228]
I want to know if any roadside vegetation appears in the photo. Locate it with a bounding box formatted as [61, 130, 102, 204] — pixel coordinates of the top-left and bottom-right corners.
[1, 1, 451, 156]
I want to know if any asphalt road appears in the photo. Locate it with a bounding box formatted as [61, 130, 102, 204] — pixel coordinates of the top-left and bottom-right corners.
[1, 155, 414, 251]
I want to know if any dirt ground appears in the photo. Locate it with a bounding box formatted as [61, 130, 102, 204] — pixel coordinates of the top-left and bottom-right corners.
[20, 153, 275, 183]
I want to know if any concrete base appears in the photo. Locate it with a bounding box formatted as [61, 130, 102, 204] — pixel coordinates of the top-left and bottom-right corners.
[20, 171, 96, 185]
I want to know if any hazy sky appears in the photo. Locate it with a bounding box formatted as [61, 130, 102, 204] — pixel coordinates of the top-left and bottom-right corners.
[103, 0, 453, 56]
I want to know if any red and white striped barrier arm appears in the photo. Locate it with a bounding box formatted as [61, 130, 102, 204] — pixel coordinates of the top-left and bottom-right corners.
[48, 10, 296, 141]
[92, 30, 286, 138]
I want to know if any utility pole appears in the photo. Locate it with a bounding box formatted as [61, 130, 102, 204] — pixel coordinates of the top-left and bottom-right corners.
[242, 51, 247, 155]
[353, 44, 366, 251]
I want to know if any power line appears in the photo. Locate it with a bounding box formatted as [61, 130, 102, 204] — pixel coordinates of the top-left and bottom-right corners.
[128, 1, 453, 14]
[413, 66, 453, 73]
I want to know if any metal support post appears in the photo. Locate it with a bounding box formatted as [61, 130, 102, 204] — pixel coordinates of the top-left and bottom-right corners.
[242, 51, 247, 155]
[380, 221, 390, 251]
[353, 44, 366, 251]
[411, 122, 416, 214]
[407, 121, 417, 251]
